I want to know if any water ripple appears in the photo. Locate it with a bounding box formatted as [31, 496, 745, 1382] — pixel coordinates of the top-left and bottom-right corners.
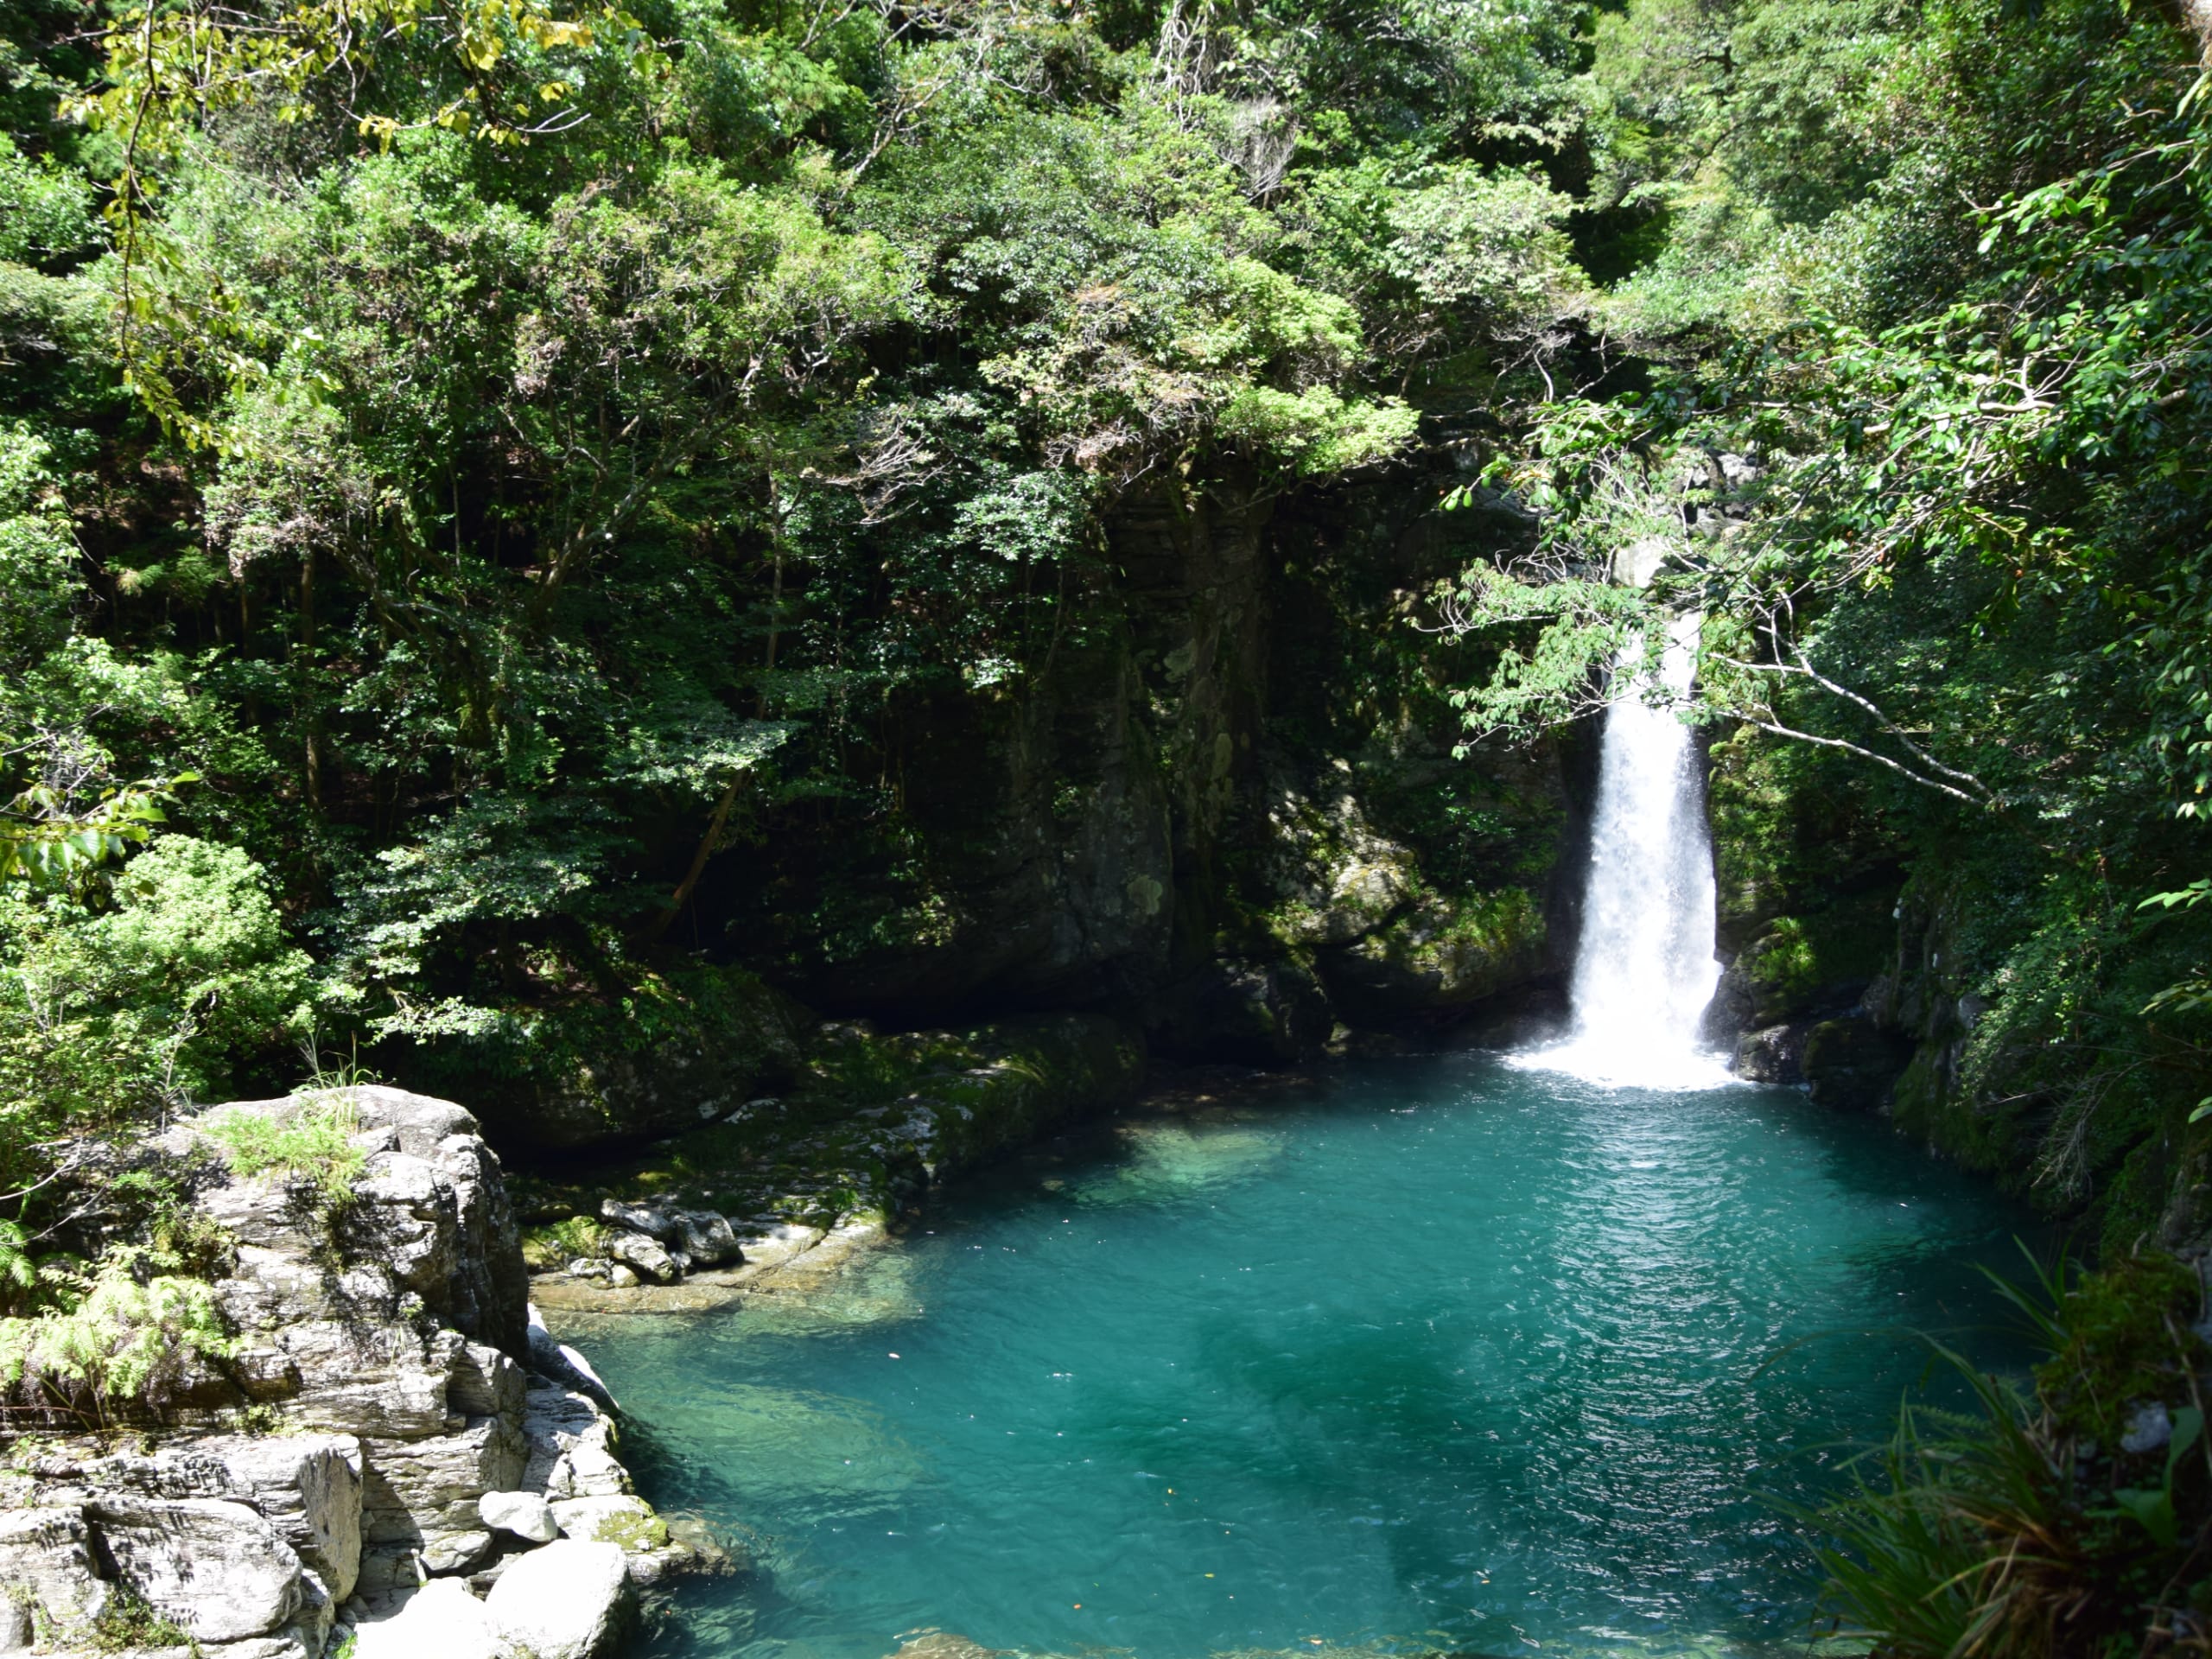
[592, 1056, 2035, 1659]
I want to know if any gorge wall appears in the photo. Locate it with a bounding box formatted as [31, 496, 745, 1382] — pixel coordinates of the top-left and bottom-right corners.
[406, 463, 1585, 1160]
[377, 454, 2208, 1260]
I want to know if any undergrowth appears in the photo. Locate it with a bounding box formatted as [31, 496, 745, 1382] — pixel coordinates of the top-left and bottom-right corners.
[0, 1245, 238, 1427]
[1813, 1249, 2212, 1656]
[203, 1097, 365, 1206]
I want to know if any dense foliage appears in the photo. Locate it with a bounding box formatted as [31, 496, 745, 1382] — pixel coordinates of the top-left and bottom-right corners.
[1440, 0, 2212, 1255]
[3, 0, 2211, 1633]
[0, 0, 1598, 1167]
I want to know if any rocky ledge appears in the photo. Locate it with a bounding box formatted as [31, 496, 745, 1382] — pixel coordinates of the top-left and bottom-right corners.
[0, 1086, 721, 1659]
[518, 1012, 1147, 1313]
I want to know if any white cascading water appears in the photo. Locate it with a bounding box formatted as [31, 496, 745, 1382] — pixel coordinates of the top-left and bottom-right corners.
[1519, 612, 1730, 1089]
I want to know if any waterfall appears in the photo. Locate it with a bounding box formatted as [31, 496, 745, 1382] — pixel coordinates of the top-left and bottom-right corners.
[1521, 613, 1729, 1089]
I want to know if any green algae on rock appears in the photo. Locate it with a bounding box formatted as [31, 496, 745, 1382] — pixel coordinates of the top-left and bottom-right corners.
[1313, 887, 1547, 1023]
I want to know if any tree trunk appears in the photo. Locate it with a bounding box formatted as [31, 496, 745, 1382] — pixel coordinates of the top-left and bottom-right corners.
[646, 769, 748, 939]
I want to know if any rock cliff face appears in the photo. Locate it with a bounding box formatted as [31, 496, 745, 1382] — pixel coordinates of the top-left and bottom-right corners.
[665, 467, 1577, 1092]
[0, 1086, 706, 1659]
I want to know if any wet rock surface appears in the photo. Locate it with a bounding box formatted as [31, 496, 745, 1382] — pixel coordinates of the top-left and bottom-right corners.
[1732, 1020, 1810, 1085]
[1802, 1016, 1914, 1112]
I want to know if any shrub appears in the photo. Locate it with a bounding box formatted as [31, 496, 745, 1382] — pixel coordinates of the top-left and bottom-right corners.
[0, 837, 312, 1193]
[1812, 1250, 2211, 1656]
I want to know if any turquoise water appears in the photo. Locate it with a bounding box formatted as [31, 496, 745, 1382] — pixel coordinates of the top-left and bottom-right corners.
[579, 1052, 2037, 1659]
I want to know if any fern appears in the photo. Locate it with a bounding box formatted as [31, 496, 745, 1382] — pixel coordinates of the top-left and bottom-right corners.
[0, 1247, 238, 1426]
[0, 1218, 29, 1301]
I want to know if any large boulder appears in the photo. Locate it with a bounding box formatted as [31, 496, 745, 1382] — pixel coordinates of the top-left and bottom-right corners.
[84, 1494, 322, 1646]
[549, 1494, 667, 1551]
[523, 1379, 636, 1504]
[1802, 1017, 1913, 1112]
[604, 1229, 678, 1284]
[143, 1087, 554, 1599]
[1150, 955, 1333, 1065]
[1, 1084, 690, 1657]
[485, 1540, 632, 1659]
[598, 1200, 743, 1268]
[351, 1577, 511, 1659]
[21, 1433, 364, 1605]
[1314, 889, 1547, 1024]
[190, 1084, 531, 1358]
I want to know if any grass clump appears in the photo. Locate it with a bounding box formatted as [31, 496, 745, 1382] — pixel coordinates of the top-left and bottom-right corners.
[589, 1503, 671, 1551]
[523, 1215, 612, 1270]
[89, 1583, 194, 1652]
[1812, 1249, 2211, 1657]
[203, 1098, 365, 1205]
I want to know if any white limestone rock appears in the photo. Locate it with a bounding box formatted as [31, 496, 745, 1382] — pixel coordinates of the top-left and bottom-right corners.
[351, 1576, 514, 1659]
[605, 1230, 678, 1283]
[478, 1490, 558, 1543]
[29, 1433, 365, 1604]
[84, 1494, 321, 1645]
[0, 1507, 110, 1637]
[523, 1379, 632, 1501]
[485, 1540, 632, 1659]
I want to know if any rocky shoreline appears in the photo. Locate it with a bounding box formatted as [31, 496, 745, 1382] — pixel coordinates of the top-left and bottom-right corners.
[509, 1010, 1153, 1318]
[1, 1086, 725, 1659]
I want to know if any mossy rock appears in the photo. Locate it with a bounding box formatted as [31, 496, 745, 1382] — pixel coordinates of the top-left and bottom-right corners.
[400, 965, 814, 1155]
[512, 1010, 1148, 1227]
[1313, 887, 1546, 1024]
[1151, 955, 1333, 1066]
[1801, 1016, 1912, 1112]
[590, 1503, 671, 1552]
[2037, 1254, 2209, 1455]
[1732, 894, 1897, 1027]
[856, 1013, 1149, 1179]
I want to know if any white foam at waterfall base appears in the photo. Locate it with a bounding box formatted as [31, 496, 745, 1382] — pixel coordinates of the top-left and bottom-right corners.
[1514, 614, 1734, 1090]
